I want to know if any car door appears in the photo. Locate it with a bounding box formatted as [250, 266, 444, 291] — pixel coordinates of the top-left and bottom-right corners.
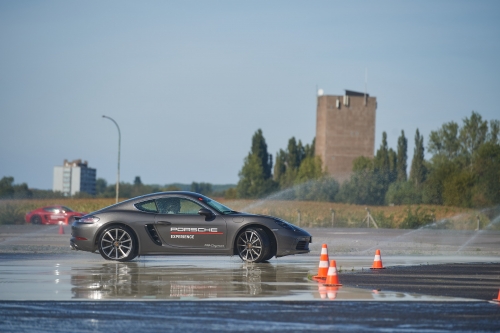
[154, 196, 227, 250]
[45, 207, 65, 224]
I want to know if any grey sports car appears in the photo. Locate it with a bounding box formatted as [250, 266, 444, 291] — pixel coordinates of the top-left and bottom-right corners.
[70, 192, 311, 263]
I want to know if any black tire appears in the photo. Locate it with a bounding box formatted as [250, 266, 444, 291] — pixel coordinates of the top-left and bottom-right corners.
[261, 251, 275, 262]
[31, 215, 42, 225]
[98, 225, 137, 262]
[236, 227, 271, 263]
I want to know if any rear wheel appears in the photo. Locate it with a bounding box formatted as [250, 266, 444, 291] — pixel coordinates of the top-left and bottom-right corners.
[236, 227, 271, 263]
[31, 215, 42, 225]
[98, 225, 137, 262]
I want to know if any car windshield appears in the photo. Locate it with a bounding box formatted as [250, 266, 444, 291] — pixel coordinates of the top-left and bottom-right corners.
[61, 206, 73, 212]
[199, 196, 237, 215]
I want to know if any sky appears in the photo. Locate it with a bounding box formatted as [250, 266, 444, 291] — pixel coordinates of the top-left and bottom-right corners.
[1, 0, 499, 189]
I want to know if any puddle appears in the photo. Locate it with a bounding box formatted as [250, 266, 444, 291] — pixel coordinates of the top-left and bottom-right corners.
[0, 253, 490, 301]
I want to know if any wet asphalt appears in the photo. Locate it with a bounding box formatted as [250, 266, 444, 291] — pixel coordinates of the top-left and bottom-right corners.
[1, 225, 500, 331]
[341, 262, 500, 301]
[1, 301, 499, 332]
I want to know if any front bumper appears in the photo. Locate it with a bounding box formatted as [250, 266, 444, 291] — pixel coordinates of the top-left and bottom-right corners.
[275, 229, 312, 257]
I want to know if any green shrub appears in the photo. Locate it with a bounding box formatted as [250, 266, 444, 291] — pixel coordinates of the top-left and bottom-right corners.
[399, 206, 435, 229]
[0, 203, 25, 225]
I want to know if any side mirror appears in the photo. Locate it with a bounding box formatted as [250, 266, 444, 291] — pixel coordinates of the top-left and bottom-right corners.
[198, 208, 213, 219]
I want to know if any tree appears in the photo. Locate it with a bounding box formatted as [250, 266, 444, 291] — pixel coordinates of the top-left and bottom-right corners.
[372, 131, 396, 202]
[165, 185, 181, 191]
[236, 129, 275, 198]
[295, 176, 339, 202]
[352, 156, 374, 172]
[191, 182, 213, 195]
[471, 142, 500, 206]
[304, 138, 316, 158]
[237, 154, 275, 198]
[336, 169, 386, 205]
[296, 156, 323, 183]
[375, 132, 389, 174]
[442, 169, 474, 207]
[0, 177, 15, 198]
[251, 129, 273, 179]
[421, 159, 455, 205]
[12, 183, 32, 199]
[0, 177, 32, 199]
[286, 137, 300, 170]
[397, 130, 408, 181]
[428, 121, 460, 159]
[134, 176, 142, 186]
[337, 156, 386, 205]
[388, 148, 397, 184]
[488, 120, 499, 144]
[95, 178, 108, 195]
[273, 149, 287, 185]
[385, 181, 421, 205]
[410, 129, 427, 188]
[459, 111, 488, 164]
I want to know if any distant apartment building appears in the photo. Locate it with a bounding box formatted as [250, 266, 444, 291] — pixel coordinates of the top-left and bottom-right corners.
[53, 159, 96, 196]
[315, 90, 377, 182]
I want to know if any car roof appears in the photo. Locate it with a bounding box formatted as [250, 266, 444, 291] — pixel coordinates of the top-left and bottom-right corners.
[128, 191, 204, 202]
[91, 191, 206, 214]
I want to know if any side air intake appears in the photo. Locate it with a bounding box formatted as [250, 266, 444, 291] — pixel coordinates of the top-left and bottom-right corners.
[145, 224, 162, 246]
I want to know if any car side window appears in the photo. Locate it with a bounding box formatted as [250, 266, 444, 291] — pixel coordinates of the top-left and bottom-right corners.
[44, 207, 58, 213]
[135, 200, 158, 213]
[156, 197, 203, 215]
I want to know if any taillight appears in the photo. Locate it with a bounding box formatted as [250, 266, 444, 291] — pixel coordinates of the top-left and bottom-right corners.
[78, 215, 100, 224]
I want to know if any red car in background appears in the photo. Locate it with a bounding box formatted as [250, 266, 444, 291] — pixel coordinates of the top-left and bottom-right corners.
[25, 206, 85, 225]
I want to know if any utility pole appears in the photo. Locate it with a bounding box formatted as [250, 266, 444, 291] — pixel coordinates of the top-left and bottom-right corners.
[102, 115, 121, 204]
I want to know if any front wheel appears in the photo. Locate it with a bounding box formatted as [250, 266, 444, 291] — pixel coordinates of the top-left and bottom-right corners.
[98, 225, 137, 262]
[31, 215, 42, 225]
[236, 227, 271, 263]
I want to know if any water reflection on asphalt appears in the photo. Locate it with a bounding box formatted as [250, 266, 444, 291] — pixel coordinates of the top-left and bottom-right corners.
[0, 253, 483, 301]
[71, 258, 313, 300]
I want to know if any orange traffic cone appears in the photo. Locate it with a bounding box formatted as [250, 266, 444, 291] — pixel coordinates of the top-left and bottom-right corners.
[370, 249, 385, 269]
[318, 284, 327, 299]
[58, 224, 65, 235]
[327, 286, 339, 300]
[313, 244, 329, 280]
[493, 289, 500, 302]
[323, 260, 342, 286]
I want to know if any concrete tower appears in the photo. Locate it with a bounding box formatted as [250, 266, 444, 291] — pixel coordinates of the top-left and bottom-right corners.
[315, 90, 376, 182]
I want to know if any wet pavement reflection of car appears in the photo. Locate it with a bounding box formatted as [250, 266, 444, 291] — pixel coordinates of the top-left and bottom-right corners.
[71, 262, 313, 300]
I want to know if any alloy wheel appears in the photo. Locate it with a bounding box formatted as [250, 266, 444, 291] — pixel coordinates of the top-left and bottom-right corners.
[31, 215, 42, 225]
[100, 228, 133, 260]
[237, 229, 263, 262]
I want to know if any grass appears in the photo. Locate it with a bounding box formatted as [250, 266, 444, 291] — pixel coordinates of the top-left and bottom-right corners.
[0, 197, 497, 230]
[220, 199, 488, 229]
[0, 198, 116, 225]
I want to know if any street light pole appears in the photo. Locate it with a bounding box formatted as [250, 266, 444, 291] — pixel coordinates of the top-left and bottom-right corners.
[102, 115, 121, 204]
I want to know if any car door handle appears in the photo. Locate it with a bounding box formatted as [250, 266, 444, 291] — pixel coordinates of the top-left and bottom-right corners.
[156, 221, 172, 225]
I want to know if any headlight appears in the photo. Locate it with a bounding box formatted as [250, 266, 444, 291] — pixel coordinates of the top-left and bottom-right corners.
[77, 215, 100, 224]
[273, 219, 297, 231]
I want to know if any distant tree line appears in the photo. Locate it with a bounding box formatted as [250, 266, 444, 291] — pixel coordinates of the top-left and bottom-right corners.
[236, 111, 500, 208]
[0, 177, 33, 199]
[0, 175, 233, 200]
[92, 178, 228, 198]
